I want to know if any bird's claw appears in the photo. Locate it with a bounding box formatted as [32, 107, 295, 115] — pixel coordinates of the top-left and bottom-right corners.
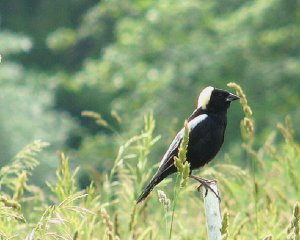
[193, 178, 221, 202]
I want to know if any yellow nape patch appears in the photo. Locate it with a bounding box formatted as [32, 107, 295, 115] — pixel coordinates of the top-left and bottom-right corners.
[197, 86, 214, 109]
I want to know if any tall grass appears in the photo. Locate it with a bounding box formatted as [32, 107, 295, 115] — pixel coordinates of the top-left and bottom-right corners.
[169, 120, 190, 240]
[0, 84, 299, 239]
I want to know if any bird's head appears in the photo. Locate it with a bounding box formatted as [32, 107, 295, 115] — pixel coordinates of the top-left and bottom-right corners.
[197, 86, 239, 112]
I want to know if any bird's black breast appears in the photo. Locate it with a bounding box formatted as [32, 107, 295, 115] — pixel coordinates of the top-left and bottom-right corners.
[187, 114, 226, 170]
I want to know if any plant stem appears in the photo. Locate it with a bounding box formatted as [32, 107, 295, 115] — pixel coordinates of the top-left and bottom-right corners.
[169, 174, 180, 240]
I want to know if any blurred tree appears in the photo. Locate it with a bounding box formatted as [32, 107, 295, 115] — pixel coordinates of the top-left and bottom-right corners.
[0, 30, 75, 184]
[1, 0, 299, 185]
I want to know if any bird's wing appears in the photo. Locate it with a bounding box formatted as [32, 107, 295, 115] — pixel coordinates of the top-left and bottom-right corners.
[158, 114, 209, 172]
[136, 113, 209, 203]
[136, 130, 183, 203]
[158, 129, 183, 168]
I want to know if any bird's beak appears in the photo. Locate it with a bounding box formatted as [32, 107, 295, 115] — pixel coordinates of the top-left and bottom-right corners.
[226, 93, 240, 102]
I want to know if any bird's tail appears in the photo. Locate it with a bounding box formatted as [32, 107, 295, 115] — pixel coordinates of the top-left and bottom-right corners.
[136, 174, 163, 204]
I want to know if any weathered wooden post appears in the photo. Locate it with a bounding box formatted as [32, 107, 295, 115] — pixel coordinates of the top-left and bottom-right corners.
[203, 182, 222, 240]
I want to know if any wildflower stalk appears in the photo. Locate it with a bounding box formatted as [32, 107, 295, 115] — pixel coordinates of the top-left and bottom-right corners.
[169, 120, 190, 240]
[278, 117, 299, 193]
[287, 202, 300, 240]
[227, 82, 258, 238]
[169, 174, 180, 240]
[262, 235, 272, 240]
[174, 120, 190, 188]
[227, 83, 254, 146]
[221, 211, 229, 240]
[157, 190, 171, 236]
[101, 207, 120, 240]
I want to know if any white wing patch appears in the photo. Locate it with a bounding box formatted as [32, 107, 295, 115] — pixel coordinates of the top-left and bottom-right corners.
[159, 114, 208, 167]
[188, 114, 208, 130]
[197, 86, 214, 109]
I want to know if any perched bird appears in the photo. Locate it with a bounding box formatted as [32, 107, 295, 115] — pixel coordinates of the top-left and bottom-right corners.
[136, 86, 239, 203]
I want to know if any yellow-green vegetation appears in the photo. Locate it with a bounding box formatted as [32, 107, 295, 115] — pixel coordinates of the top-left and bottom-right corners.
[174, 120, 190, 188]
[0, 84, 299, 239]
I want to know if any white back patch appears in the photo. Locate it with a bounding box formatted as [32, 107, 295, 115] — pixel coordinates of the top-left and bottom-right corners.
[188, 114, 208, 130]
[197, 86, 214, 109]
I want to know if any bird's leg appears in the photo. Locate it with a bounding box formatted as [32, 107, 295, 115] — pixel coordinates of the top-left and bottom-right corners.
[189, 175, 221, 201]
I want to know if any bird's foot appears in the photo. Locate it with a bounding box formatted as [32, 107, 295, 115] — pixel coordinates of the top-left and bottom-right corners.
[189, 175, 221, 201]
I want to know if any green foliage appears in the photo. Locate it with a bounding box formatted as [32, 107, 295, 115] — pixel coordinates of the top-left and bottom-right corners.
[221, 211, 229, 240]
[0, 105, 299, 239]
[0, 141, 49, 201]
[0, 32, 32, 55]
[0, 0, 300, 239]
[40, 0, 299, 180]
[2, 0, 300, 185]
[287, 202, 300, 240]
[47, 153, 79, 201]
[46, 28, 77, 52]
[0, 29, 75, 180]
[174, 120, 190, 188]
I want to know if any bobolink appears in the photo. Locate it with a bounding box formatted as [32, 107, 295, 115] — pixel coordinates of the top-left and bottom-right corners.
[137, 86, 239, 203]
